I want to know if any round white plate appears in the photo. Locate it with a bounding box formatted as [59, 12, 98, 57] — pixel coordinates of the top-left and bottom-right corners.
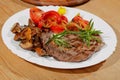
[1, 6, 117, 69]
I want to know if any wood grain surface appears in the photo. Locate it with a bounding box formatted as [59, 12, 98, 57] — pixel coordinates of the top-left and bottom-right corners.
[0, 0, 120, 80]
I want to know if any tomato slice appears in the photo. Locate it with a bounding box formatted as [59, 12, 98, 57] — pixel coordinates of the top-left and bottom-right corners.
[72, 15, 83, 22]
[38, 21, 43, 28]
[83, 20, 89, 24]
[72, 15, 89, 30]
[60, 15, 68, 23]
[41, 10, 61, 24]
[40, 10, 68, 33]
[30, 7, 44, 25]
[30, 8, 68, 33]
[50, 25, 65, 33]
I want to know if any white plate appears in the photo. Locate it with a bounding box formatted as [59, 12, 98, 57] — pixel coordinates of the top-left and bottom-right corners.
[1, 6, 117, 69]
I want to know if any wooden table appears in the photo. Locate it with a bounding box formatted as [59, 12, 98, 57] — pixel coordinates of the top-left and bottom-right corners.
[0, 0, 120, 80]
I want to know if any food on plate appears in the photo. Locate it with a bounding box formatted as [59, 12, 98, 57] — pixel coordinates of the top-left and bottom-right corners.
[11, 7, 104, 62]
[30, 7, 68, 33]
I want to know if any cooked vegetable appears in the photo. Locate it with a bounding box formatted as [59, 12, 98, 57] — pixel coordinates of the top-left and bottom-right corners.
[30, 7, 68, 33]
[42, 10, 61, 24]
[72, 14, 89, 30]
[41, 10, 68, 33]
[30, 7, 44, 25]
[11, 23, 22, 33]
[19, 40, 33, 50]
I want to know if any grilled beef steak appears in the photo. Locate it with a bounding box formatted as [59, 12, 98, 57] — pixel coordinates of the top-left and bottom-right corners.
[40, 29, 104, 62]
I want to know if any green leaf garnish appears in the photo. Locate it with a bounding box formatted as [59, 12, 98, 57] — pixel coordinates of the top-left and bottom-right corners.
[45, 31, 71, 48]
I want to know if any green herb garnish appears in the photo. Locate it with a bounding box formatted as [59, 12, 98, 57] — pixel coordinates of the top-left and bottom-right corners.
[46, 31, 70, 48]
[78, 19, 103, 46]
[46, 19, 102, 47]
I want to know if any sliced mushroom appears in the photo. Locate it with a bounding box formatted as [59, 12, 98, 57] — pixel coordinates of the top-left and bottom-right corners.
[19, 40, 33, 50]
[31, 27, 41, 37]
[11, 23, 21, 33]
[28, 19, 35, 27]
[20, 27, 31, 40]
[14, 33, 21, 41]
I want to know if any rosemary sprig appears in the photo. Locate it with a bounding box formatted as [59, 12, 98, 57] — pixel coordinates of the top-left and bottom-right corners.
[45, 31, 70, 48]
[46, 19, 102, 47]
[54, 38, 70, 48]
[78, 19, 102, 46]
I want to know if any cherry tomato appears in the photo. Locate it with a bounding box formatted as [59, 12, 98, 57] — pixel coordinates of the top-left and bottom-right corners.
[30, 7, 44, 25]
